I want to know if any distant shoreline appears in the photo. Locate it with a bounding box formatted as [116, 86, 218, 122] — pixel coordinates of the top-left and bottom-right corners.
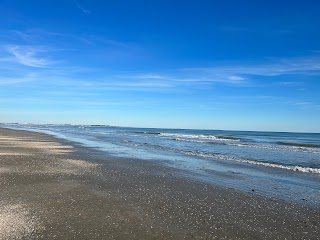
[2, 122, 320, 134]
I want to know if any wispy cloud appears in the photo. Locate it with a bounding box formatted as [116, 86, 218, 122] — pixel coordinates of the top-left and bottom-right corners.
[73, 0, 91, 15]
[76, 35, 128, 48]
[276, 81, 304, 86]
[11, 28, 129, 50]
[182, 56, 320, 80]
[5, 45, 52, 68]
[220, 25, 295, 35]
[227, 76, 245, 81]
[2, 29, 320, 92]
[52, 78, 175, 92]
[0, 75, 36, 85]
[126, 74, 166, 79]
[118, 73, 246, 86]
[112, 56, 320, 89]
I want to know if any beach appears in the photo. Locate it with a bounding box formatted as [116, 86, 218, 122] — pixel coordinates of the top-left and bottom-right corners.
[0, 127, 319, 239]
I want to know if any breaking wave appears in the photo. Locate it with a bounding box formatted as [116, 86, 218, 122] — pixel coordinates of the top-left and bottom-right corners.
[182, 151, 320, 174]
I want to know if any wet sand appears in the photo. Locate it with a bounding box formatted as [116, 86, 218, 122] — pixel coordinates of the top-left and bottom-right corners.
[0, 128, 319, 239]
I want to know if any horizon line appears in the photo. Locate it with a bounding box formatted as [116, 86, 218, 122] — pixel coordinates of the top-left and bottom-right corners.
[1, 122, 319, 134]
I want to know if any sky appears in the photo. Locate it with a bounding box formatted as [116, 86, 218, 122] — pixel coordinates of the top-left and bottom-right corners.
[0, 0, 320, 132]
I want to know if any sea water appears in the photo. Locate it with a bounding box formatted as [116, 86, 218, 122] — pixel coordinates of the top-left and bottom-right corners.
[3, 124, 320, 206]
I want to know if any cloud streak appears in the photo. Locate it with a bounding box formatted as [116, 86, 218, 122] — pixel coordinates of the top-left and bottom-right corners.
[73, 0, 91, 15]
[5, 45, 51, 68]
[115, 56, 320, 88]
[0, 75, 36, 85]
[184, 57, 320, 79]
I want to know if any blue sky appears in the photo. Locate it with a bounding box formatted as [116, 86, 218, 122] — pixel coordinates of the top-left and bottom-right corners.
[0, 0, 320, 132]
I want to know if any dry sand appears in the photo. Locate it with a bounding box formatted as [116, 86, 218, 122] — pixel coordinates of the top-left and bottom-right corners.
[0, 128, 319, 239]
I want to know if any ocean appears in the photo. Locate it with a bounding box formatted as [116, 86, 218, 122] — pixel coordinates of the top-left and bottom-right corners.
[2, 124, 320, 206]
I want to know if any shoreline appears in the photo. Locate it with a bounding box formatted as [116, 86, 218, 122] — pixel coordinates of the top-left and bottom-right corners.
[0, 127, 319, 239]
[3, 125, 320, 207]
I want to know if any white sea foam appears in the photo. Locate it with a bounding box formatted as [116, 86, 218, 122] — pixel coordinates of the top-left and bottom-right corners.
[172, 136, 319, 154]
[183, 151, 320, 174]
[92, 131, 114, 135]
[225, 142, 320, 154]
[125, 140, 320, 174]
[160, 133, 240, 141]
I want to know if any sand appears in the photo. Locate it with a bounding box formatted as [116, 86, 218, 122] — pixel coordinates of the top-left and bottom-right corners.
[0, 128, 319, 239]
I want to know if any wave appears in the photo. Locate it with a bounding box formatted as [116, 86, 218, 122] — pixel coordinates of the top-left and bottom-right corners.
[215, 136, 243, 141]
[172, 137, 320, 154]
[123, 141, 320, 174]
[182, 151, 320, 174]
[92, 131, 113, 135]
[160, 133, 241, 141]
[227, 142, 320, 154]
[133, 131, 161, 135]
[276, 141, 320, 148]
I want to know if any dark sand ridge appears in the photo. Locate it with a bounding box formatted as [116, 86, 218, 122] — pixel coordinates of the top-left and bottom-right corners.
[0, 128, 319, 239]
